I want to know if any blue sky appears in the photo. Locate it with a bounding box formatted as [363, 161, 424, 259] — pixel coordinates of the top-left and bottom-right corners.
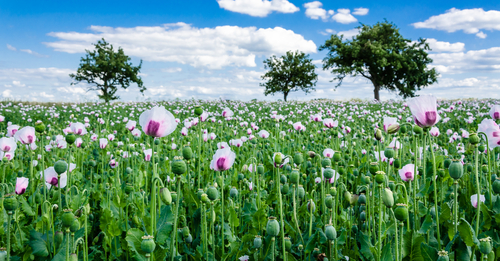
[2, 0, 500, 102]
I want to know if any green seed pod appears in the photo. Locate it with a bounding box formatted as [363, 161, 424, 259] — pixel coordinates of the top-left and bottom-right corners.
[329, 187, 337, 196]
[443, 158, 452, 169]
[400, 125, 407, 134]
[281, 184, 289, 195]
[62, 210, 74, 228]
[293, 152, 303, 165]
[478, 144, 486, 152]
[201, 193, 209, 203]
[369, 162, 379, 175]
[469, 133, 480, 145]
[382, 188, 394, 208]
[230, 187, 238, 198]
[325, 225, 337, 241]
[437, 250, 449, 261]
[140, 235, 156, 254]
[359, 205, 366, 212]
[3, 196, 18, 212]
[413, 125, 423, 135]
[384, 148, 394, 159]
[257, 164, 264, 175]
[185, 234, 193, 243]
[493, 179, 500, 194]
[325, 194, 334, 209]
[55, 232, 64, 248]
[344, 191, 352, 204]
[238, 173, 244, 181]
[207, 186, 219, 201]
[35, 121, 46, 133]
[323, 168, 334, 179]
[363, 175, 371, 184]
[387, 123, 400, 134]
[360, 211, 366, 221]
[298, 185, 305, 198]
[274, 153, 283, 164]
[438, 169, 446, 178]
[338, 166, 345, 175]
[280, 174, 287, 184]
[353, 168, 359, 176]
[358, 193, 367, 205]
[194, 106, 203, 116]
[254, 236, 262, 248]
[284, 237, 291, 250]
[182, 146, 193, 160]
[466, 164, 473, 172]
[172, 157, 187, 175]
[307, 200, 316, 212]
[69, 253, 78, 261]
[70, 219, 80, 233]
[482, 165, 488, 173]
[394, 203, 409, 221]
[171, 192, 177, 203]
[54, 160, 68, 175]
[290, 169, 300, 183]
[333, 152, 341, 162]
[266, 217, 280, 237]
[449, 161, 463, 180]
[375, 172, 385, 184]
[479, 237, 492, 255]
[351, 224, 358, 234]
[182, 227, 190, 238]
[308, 151, 316, 158]
[65, 134, 76, 145]
[321, 158, 331, 168]
[160, 187, 172, 205]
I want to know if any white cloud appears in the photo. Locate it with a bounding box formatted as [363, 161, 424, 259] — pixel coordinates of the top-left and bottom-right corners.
[337, 28, 359, 39]
[412, 8, 500, 38]
[12, 81, 25, 87]
[162, 67, 183, 73]
[304, 1, 331, 20]
[425, 38, 465, 52]
[45, 23, 317, 69]
[353, 8, 369, 16]
[332, 9, 357, 24]
[6, 44, 16, 51]
[320, 28, 336, 35]
[430, 47, 500, 74]
[2, 90, 12, 98]
[476, 32, 487, 38]
[217, 0, 299, 17]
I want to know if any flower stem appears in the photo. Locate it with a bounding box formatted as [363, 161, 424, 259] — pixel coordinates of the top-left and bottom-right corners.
[7, 212, 12, 261]
[474, 145, 480, 236]
[171, 179, 181, 261]
[429, 136, 441, 249]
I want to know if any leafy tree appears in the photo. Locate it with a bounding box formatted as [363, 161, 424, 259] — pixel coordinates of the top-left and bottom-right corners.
[261, 50, 318, 102]
[319, 21, 438, 100]
[70, 38, 145, 102]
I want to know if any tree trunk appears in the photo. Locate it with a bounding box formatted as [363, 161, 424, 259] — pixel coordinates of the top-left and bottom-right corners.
[373, 85, 380, 101]
[284, 92, 288, 102]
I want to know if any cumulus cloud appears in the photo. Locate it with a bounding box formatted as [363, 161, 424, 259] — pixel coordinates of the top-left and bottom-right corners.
[44, 23, 317, 69]
[332, 9, 357, 24]
[5, 44, 48, 57]
[304, 1, 332, 20]
[425, 38, 465, 52]
[430, 47, 500, 74]
[412, 8, 500, 38]
[6, 44, 16, 51]
[162, 67, 183, 73]
[217, 0, 299, 17]
[353, 8, 369, 16]
[337, 28, 359, 39]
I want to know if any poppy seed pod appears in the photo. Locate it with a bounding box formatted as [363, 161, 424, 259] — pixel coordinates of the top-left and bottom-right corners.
[449, 161, 463, 180]
[394, 203, 409, 221]
[369, 162, 379, 175]
[62, 209, 75, 228]
[253, 236, 262, 248]
[393, 159, 401, 169]
[325, 194, 334, 209]
[3, 196, 18, 212]
[194, 106, 203, 116]
[65, 134, 76, 145]
[384, 147, 394, 159]
[382, 188, 394, 208]
[325, 225, 337, 241]
[281, 184, 289, 195]
[478, 144, 485, 152]
[290, 169, 300, 183]
[141, 235, 156, 254]
[280, 174, 287, 184]
[257, 164, 264, 175]
[182, 227, 190, 238]
[172, 157, 187, 175]
[70, 219, 80, 233]
[321, 158, 332, 168]
[274, 153, 283, 164]
[479, 237, 492, 255]
[307, 200, 316, 212]
[160, 187, 172, 205]
[35, 121, 46, 133]
[182, 146, 193, 160]
[375, 171, 385, 184]
[493, 179, 500, 195]
[230, 187, 238, 198]
[207, 186, 219, 201]
[294, 152, 303, 165]
[284, 237, 292, 250]
[333, 152, 341, 162]
[54, 160, 68, 175]
[266, 217, 280, 237]
[298, 185, 305, 198]
[469, 133, 480, 145]
[323, 168, 334, 179]
[413, 125, 423, 135]
[358, 193, 367, 205]
[437, 250, 449, 261]
[344, 191, 352, 204]
[387, 123, 400, 134]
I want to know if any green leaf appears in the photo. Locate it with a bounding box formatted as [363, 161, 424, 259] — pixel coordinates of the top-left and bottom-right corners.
[28, 230, 48, 257]
[357, 231, 374, 260]
[20, 197, 35, 217]
[402, 231, 424, 261]
[457, 218, 477, 247]
[480, 203, 492, 230]
[126, 228, 147, 261]
[420, 242, 438, 260]
[382, 242, 393, 260]
[418, 214, 433, 234]
[229, 207, 240, 228]
[439, 202, 451, 224]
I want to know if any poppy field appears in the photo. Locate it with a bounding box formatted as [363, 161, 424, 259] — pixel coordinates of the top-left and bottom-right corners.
[0, 96, 500, 261]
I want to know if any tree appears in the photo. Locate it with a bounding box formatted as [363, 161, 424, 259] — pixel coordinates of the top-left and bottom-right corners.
[261, 50, 318, 102]
[69, 38, 145, 102]
[319, 21, 438, 100]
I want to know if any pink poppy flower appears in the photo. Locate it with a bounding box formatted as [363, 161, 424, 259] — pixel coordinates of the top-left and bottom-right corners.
[15, 177, 29, 195]
[398, 164, 415, 182]
[407, 95, 440, 127]
[139, 106, 178, 137]
[210, 148, 236, 171]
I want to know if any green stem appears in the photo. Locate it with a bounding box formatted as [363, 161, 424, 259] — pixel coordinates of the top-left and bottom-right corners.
[378, 185, 383, 261]
[390, 209, 399, 261]
[474, 145, 480, 237]
[429, 136, 441, 249]
[170, 179, 181, 261]
[221, 171, 225, 258]
[7, 212, 12, 261]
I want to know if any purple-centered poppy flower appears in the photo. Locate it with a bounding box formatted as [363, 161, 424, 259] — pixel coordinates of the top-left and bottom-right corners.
[407, 95, 440, 127]
[210, 148, 236, 172]
[139, 106, 178, 137]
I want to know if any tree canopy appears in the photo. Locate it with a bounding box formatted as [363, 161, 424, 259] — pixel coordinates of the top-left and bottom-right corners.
[69, 38, 145, 102]
[261, 50, 318, 102]
[319, 21, 438, 100]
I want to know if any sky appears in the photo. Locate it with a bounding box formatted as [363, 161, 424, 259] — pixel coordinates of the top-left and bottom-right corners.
[1, 0, 500, 102]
